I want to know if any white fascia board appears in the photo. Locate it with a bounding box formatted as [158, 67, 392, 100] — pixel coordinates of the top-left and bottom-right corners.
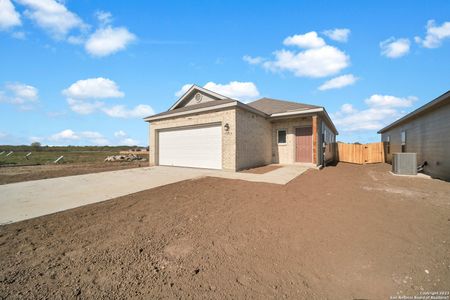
[270, 108, 324, 117]
[145, 102, 238, 122]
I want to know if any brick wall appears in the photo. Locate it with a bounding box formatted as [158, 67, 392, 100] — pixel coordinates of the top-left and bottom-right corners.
[235, 108, 272, 170]
[381, 103, 450, 180]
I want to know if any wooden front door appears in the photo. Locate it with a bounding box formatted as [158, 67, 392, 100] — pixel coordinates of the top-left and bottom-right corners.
[295, 127, 312, 163]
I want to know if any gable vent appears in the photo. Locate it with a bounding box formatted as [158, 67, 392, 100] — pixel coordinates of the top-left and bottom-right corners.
[195, 93, 203, 103]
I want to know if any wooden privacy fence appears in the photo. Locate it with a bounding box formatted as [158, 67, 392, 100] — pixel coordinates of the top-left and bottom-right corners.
[337, 142, 385, 164]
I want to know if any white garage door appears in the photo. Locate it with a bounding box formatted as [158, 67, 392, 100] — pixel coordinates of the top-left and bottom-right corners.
[158, 125, 222, 169]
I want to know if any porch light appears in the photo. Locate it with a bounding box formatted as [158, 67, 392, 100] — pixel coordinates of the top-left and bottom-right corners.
[224, 123, 230, 131]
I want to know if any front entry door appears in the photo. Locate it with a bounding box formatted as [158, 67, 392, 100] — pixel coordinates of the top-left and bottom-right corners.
[295, 127, 312, 163]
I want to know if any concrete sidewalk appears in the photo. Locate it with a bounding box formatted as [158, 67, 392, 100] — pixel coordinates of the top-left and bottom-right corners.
[0, 165, 309, 225]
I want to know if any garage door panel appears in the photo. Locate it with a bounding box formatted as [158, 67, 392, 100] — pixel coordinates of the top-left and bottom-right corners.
[158, 125, 222, 169]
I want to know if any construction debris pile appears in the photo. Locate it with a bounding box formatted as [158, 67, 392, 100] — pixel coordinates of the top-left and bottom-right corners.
[104, 154, 146, 162]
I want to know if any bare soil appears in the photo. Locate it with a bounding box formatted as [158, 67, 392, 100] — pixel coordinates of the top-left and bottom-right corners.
[1, 163, 449, 299]
[0, 162, 146, 185]
[240, 164, 282, 174]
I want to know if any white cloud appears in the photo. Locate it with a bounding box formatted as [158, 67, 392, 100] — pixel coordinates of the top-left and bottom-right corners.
[63, 77, 124, 99]
[67, 35, 85, 45]
[66, 98, 102, 115]
[318, 74, 358, 91]
[283, 31, 325, 48]
[102, 104, 154, 118]
[263, 46, 350, 78]
[16, 0, 86, 39]
[95, 11, 112, 26]
[114, 130, 127, 138]
[415, 20, 450, 48]
[63, 77, 153, 118]
[6, 82, 38, 101]
[242, 55, 265, 65]
[204, 81, 260, 101]
[49, 129, 79, 141]
[380, 37, 410, 58]
[112, 130, 139, 146]
[364, 94, 416, 108]
[323, 28, 350, 42]
[340, 103, 357, 114]
[332, 94, 416, 132]
[247, 31, 351, 78]
[175, 83, 193, 97]
[0, 0, 21, 30]
[334, 107, 401, 131]
[85, 26, 136, 57]
[0, 82, 38, 110]
[48, 129, 110, 145]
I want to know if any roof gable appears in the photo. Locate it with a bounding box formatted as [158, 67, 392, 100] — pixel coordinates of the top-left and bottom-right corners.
[169, 85, 229, 111]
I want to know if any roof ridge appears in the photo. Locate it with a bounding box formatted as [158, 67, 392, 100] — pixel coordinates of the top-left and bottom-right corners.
[249, 97, 322, 108]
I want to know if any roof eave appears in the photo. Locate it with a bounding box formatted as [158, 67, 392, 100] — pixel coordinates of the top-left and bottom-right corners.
[378, 90, 450, 133]
[144, 101, 239, 122]
[145, 100, 269, 122]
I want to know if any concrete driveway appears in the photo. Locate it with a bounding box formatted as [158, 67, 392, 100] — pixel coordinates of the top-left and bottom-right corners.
[0, 165, 309, 225]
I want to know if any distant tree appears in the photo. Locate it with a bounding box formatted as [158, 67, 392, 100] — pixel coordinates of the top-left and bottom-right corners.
[31, 142, 42, 151]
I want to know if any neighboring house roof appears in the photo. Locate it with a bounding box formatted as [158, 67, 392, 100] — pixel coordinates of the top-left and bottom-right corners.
[378, 90, 450, 133]
[247, 97, 321, 115]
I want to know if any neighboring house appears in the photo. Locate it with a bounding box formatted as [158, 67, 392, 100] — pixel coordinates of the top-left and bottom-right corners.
[144, 85, 338, 171]
[378, 90, 450, 181]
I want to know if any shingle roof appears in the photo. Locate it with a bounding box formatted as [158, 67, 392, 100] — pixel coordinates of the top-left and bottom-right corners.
[145, 99, 235, 120]
[246, 97, 321, 115]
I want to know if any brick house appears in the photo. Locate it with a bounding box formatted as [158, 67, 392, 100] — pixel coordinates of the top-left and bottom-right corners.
[144, 85, 338, 171]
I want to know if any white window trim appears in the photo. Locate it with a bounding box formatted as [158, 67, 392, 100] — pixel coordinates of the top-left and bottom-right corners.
[277, 129, 287, 145]
[401, 131, 406, 145]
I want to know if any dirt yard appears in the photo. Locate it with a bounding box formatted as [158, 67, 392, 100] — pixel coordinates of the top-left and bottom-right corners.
[0, 162, 146, 185]
[0, 163, 449, 299]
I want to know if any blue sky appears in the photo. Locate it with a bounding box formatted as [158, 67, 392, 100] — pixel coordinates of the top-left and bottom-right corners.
[0, 0, 449, 146]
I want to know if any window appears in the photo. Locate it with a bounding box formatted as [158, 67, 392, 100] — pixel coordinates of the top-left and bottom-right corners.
[401, 131, 406, 152]
[277, 129, 287, 144]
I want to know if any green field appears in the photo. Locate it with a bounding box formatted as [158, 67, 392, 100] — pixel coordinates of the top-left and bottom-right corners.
[0, 145, 144, 166]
